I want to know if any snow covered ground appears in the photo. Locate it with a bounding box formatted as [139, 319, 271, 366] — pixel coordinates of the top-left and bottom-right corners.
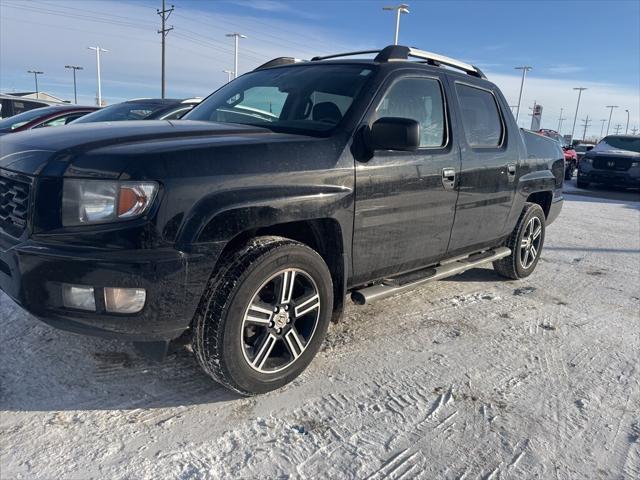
[2, 183, 639, 479]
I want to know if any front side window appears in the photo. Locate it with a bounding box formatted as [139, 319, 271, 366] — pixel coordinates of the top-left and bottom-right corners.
[186, 65, 375, 136]
[375, 77, 446, 148]
[456, 83, 504, 147]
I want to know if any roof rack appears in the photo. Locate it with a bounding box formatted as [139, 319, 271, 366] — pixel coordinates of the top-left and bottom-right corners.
[254, 57, 306, 71]
[312, 45, 486, 79]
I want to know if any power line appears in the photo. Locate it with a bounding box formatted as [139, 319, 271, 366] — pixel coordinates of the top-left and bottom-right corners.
[157, 0, 175, 98]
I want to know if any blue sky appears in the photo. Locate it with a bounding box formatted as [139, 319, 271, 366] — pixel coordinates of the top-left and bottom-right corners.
[1, 0, 639, 136]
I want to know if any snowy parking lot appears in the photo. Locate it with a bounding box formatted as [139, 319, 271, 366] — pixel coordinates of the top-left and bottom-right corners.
[1, 181, 639, 480]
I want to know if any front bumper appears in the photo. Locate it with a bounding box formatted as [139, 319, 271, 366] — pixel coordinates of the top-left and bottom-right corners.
[577, 168, 640, 187]
[0, 233, 217, 341]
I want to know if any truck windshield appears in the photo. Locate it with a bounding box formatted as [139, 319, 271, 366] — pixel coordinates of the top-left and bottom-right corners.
[186, 65, 375, 135]
[596, 136, 640, 153]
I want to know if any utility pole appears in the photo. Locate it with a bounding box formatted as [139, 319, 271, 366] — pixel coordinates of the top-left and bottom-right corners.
[157, 0, 174, 99]
[625, 109, 630, 134]
[27, 70, 43, 99]
[223, 70, 234, 83]
[605, 105, 618, 135]
[599, 119, 607, 139]
[64, 65, 83, 104]
[88, 46, 108, 106]
[514, 66, 532, 124]
[557, 107, 566, 133]
[580, 114, 591, 141]
[226, 33, 246, 80]
[570, 87, 587, 143]
[631, 126, 638, 136]
[613, 124, 622, 135]
[382, 4, 410, 45]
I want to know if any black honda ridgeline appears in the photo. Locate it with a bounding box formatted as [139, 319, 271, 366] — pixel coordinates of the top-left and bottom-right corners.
[0, 46, 563, 394]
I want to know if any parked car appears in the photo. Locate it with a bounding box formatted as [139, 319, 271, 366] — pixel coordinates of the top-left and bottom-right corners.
[574, 143, 594, 163]
[0, 94, 56, 119]
[0, 45, 564, 395]
[72, 98, 201, 124]
[538, 129, 577, 180]
[577, 135, 640, 189]
[0, 105, 98, 136]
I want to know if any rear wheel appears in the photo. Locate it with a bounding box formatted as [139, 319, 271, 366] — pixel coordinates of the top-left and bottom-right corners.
[493, 203, 546, 280]
[564, 162, 575, 180]
[192, 236, 333, 395]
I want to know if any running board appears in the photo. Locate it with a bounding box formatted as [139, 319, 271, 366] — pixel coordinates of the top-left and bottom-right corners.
[351, 247, 511, 305]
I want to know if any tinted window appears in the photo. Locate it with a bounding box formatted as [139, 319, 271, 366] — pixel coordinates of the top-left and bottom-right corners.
[186, 65, 374, 136]
[596, 136, 640, 153]
[375, 77, 445, 147]
[0, 106, 61, 130]
[73, 102, 174, 123]
[456, 84, 503, 147]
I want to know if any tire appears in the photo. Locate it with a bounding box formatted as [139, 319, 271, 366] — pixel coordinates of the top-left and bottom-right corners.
[493, 202, 546, 280]
[192, 236, 333, 395]
[564, 163, 574, 181]
[577, 179, 589, 189]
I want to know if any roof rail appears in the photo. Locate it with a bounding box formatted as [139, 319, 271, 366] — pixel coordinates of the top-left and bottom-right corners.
[311, 45, 486, 79]
[254, 57, 306, 71]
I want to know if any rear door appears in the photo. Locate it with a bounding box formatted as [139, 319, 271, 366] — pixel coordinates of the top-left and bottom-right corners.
[446, 79, 519, 253]
[352, 71, 460, 284]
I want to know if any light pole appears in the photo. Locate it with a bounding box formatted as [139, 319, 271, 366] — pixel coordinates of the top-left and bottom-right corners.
[625, 109, 630, 134]
[514, 66, 532, 124]
[88, 46, 108, 106]
[570, 87, 587, 142]
[226, 33, 246, 80]
[64, 65, 83, 104]
[223, 70, 234, 83]
[605, 105, 618, 136]
[27, 70, 44, 99]
[382, 4, 410, 45]
[599, 119, 607, 139]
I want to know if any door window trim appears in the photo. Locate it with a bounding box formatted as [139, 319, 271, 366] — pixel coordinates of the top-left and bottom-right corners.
[454, 80, 506, 150]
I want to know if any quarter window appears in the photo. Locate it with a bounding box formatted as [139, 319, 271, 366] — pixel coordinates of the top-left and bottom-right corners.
[375, 77, 446, 148]
[456, 84, 504, 147]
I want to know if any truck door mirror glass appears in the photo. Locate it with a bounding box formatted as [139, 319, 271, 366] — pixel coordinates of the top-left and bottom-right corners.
[369, 117, 420, 151]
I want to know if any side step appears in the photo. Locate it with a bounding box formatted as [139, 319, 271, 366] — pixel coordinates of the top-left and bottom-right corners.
[351, 247, 511, 305]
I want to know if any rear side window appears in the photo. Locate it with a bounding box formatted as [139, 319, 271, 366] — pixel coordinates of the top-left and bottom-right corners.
[456, 83, 504, 147]
[375, 77, 446, 148]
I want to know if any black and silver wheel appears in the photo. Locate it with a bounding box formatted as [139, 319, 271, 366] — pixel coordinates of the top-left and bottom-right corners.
[493, 202, 546, 280]
[192, 236, 333, 395]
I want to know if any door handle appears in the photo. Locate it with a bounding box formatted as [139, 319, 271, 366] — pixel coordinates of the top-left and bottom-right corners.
[507, 163, 516, 182]
[442, 167, 456, 190]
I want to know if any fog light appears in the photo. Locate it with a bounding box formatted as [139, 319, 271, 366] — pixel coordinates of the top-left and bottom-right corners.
[104, 287, 146, 314]
[62, 285, 96, 311]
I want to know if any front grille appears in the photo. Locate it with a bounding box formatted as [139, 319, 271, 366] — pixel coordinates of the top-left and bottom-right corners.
[0, 173, 32, 237]
[593, 156, 632, 171]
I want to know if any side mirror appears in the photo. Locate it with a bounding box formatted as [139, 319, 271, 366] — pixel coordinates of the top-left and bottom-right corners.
[369, 117, 420, 151]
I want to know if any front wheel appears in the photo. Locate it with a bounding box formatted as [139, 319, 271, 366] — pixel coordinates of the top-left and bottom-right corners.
[192, 236, 333, 395]
[493, 202, 546, 280]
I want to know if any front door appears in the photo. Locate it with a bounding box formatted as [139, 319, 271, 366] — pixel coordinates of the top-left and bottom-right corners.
[352, 73, 460, 284]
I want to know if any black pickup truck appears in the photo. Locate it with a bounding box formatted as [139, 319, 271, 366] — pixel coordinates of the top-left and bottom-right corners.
[0, 46, 563, 395]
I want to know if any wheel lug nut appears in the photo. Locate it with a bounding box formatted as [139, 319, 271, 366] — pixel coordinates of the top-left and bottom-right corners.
[269, 321, 274, 328]
[284, 305, 289, 311]
[273, 307, 279, 313]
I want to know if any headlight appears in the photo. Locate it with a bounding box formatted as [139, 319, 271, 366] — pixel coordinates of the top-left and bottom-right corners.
[62, 179, 158, 226]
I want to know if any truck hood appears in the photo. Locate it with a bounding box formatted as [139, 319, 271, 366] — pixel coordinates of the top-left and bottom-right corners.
[0, 120, 316, 177]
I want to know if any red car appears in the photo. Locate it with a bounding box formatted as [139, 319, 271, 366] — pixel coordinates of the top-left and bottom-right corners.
[537, 129, 577, 180]
[0, 105, 98, 136]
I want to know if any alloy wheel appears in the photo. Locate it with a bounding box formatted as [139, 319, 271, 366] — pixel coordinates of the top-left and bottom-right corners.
[519, 216, 542, 269]
[241, 268, 321, 374]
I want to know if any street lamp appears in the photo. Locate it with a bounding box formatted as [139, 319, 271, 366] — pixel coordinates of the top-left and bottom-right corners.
[27, 70, 44, 99]
[570, 87, 587, 142]
[383, 4, 410, 45]
[223, 70, 234, 83]
[226, 33, 246, 80]
[88, 46, 108, 106]
[625, 109, 630, 134]
[605, 105, 618, 136]
[514, 66, 532, 124]
[64, 65, 83, 104]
